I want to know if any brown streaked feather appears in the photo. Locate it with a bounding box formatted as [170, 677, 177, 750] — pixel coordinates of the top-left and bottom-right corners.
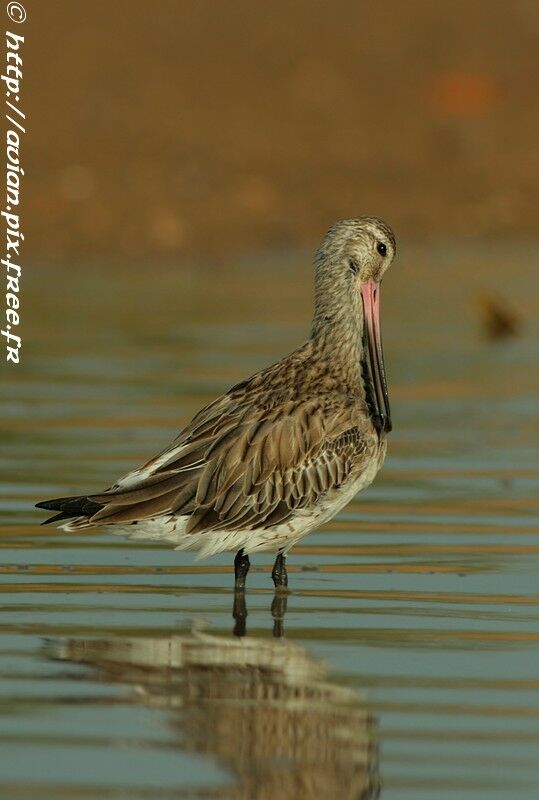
[89, 471, 189, 506]
[91, 491, 181, 524]
[81, 375, 373, 535]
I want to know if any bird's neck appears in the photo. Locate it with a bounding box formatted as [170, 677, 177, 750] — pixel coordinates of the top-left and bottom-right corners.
[309, 301, 365, 392]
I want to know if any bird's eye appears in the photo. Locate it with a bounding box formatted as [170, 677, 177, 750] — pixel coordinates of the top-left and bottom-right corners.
[349, 258, 359, 275]
[377, 241, 387, 257]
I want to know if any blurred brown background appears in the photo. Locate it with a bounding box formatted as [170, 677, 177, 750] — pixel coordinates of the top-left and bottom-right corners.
[25, 0, 539, 263]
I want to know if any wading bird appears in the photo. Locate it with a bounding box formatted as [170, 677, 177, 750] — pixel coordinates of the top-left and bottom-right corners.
[37, 217, 396, 593]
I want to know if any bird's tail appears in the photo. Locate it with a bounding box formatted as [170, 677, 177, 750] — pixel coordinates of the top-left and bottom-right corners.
[35, 495, 103, 527]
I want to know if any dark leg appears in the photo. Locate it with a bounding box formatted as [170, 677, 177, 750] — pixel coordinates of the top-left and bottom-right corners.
[234, 548, 250, 591]
[232, 590, 248, 637]
[271, 551, 288, 590]
[232, 549, 250, 637]
[271, 591, 288, 638]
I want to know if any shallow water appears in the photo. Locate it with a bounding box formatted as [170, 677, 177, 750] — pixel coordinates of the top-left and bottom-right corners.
[2, 242, 539, 799]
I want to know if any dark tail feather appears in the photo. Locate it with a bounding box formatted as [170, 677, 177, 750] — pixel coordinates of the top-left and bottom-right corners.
[40, 511, 75, 525]
[35, 495, 103, 526]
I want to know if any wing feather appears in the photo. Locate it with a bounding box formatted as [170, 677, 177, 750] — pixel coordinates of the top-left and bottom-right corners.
[82, 390, 374, 536]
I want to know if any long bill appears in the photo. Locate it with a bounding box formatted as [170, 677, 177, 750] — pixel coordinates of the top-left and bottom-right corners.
[360, 279, 392, 434]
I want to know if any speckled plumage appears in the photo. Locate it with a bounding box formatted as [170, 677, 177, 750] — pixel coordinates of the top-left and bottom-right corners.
[37, 217, 396, 584]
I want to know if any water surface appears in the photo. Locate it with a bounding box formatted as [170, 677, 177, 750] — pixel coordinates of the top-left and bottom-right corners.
[2, 242, 539, 798]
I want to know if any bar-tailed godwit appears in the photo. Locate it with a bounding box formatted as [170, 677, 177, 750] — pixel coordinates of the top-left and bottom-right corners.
[37, 217, 396, 592]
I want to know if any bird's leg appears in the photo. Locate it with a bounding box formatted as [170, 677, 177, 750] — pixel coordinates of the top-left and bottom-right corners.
[232, 549, 250, 637]
[271, 591, 288, 638]
[232, 590, 248, 637]
[271, 551, 288, 636]
[234, 548, 250, 591]
[271, 551, 288, 590]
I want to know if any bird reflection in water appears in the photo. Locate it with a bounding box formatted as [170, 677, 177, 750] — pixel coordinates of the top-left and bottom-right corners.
[47, 596, 380, 800]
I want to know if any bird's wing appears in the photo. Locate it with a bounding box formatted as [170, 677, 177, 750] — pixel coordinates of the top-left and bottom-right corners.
[85, 392, 374, 532]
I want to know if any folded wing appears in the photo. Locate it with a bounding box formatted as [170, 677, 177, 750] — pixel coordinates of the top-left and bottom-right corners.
[81, 392, 371, 534]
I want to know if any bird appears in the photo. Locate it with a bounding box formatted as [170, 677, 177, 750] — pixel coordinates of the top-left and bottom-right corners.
[36, 216, 396, 593]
